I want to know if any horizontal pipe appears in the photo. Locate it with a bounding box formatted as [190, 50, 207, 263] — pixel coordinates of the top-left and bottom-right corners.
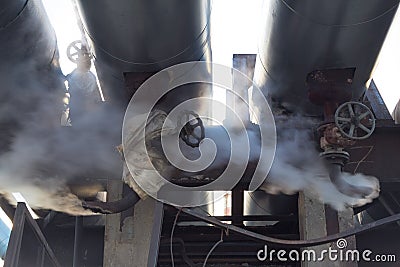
[74, 0, 212, 104]
[254, 0, 399, 115]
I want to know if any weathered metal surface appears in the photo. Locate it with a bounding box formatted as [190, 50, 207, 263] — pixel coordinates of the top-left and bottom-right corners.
[254, 0, 399, 115]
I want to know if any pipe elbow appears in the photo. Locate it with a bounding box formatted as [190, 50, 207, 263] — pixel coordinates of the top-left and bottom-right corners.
[82, 189, 141, 214]
[328, 163, 374, 198]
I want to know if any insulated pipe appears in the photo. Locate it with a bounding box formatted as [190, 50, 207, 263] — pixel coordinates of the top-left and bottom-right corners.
[145, 124, 262, 184]
[254, 0, 399, 115]
[0, 0, 64, 151]
[0, 0, 26, 26]
[74, 0, 212, 105]
[0, 0, 59, 79]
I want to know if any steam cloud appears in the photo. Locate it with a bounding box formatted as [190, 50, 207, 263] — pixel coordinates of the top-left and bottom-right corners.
[260, 115, 379, 211]
[0, 47, 379, 215]
[0, 55, 123, 215]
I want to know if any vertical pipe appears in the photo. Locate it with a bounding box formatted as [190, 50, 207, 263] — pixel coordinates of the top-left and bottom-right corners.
[73, 216, 83, 267]
[231, 188, 244, 226]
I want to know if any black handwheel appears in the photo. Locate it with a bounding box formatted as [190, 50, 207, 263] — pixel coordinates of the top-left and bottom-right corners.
[334, 101, 375, 140]
[179, 111, 205, 148]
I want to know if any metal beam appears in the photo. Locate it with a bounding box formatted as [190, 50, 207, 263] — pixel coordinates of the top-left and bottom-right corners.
[73, 216, 83, 267]
[4, 203, 61, 267]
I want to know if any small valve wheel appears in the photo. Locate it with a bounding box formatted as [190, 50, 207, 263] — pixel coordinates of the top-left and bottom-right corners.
[179, 111, 205, 148]
[334, 101, 375, 140]
[67, 40, 89, 63]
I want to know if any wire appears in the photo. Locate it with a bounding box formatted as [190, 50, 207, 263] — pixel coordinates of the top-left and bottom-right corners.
[180, 207, 400, 248]
[161, 238, 196, 267]
[248, 191, 275, 215]
[170, 208, 181, 267]
[202, 229, 224, 267]
[352, 145, 374, 174]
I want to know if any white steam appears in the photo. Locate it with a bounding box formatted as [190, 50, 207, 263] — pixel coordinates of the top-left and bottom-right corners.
[260, 115, 379, 211]
[0, 56, 123, 215]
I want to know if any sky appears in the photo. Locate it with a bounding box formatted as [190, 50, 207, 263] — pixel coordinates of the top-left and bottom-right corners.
[42, 0, 400, 113]
[373, 8, 400, 113]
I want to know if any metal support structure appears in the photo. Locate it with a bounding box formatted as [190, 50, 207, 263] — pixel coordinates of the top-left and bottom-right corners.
[73, 216, 83, 267]
[226, 54, 257, 125]
[146, 201, 164, 267]
[4, 203, 61, 267]
[365, 80, 393, 121]
[231, 188, 244, 226]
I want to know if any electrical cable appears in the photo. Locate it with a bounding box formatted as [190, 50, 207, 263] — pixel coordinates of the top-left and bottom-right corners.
[161, 238, 196, 267]
[180, 207, 400, 248]
[170, 208, 181, 267]
[202, 229, 224, 267]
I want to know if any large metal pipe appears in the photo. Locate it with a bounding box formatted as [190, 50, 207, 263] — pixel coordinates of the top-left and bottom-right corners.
[145, 124, 262, 184]
[74, 0, 212, 105]
[70, 0, 213, 206]
[0, 0, 27, 26]
[254, 0, 399, 115]
[0, 0, 64, 150]
[0, 0, 61, 85]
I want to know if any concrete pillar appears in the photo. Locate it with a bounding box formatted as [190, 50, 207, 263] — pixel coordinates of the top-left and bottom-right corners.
[103, 180, 163, 267]
[337, 208, 358, 267]
[298, 192, 358, 267]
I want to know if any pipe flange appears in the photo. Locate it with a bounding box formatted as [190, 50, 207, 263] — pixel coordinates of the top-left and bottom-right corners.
[320, 150, 350, 165]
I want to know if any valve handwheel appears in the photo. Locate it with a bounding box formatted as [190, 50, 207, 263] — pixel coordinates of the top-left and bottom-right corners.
[67, 40, 89, 63]
[179, 111, 205, 148]
[334, 101, 376, 140]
